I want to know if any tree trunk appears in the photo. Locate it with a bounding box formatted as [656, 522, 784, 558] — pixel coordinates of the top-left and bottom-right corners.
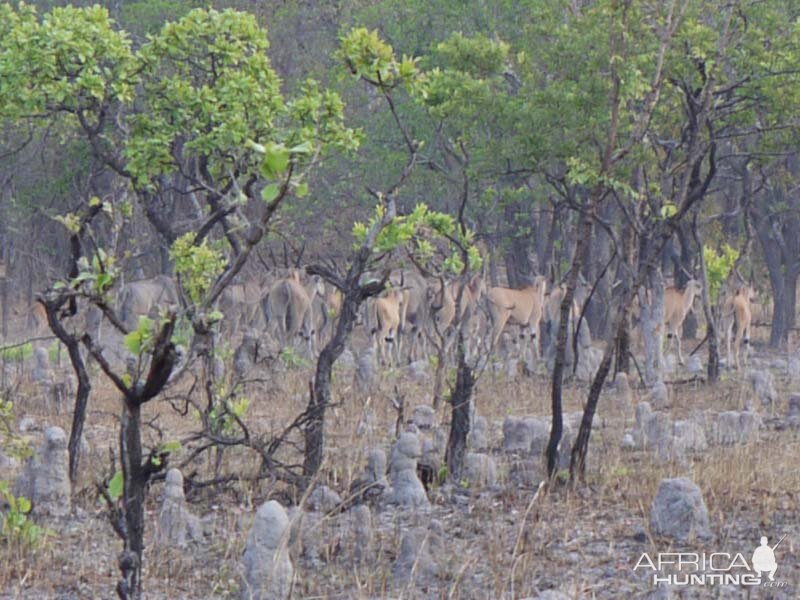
[303, 289, 359, 480]
[547, 201, 594, 477]
[758, 221, 790, 348]
[303, 250, 380, 481]
[445, 336, 474, 481]
[639, 268, 664, 386]
[674, 222, 698, 339]
[503, 199, 533, 287]
[692, 216, 719, 382]
[42, 298, 91, 483]
[118, 402, 145, 600]
[613, 216, 636, 376]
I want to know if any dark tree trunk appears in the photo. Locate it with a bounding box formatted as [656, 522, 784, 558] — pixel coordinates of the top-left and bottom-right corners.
[503, 200, 533, 287]
[585, 206, 613, 339]
[692, 215, 719, 382]
[0, 275, 7, 340]
[547, 200, 594, 477]
[613, 215, 636, 376]
[303, 249, 387, 481]
[118, 402, 145, 599]
[673, 222, 698, 338]
[445, 337, 474, 481]
[755, 205, 799, 349]
[303, 289, 360, 479]
[42, 299, 92, 483]
[535, 202, 559, 281]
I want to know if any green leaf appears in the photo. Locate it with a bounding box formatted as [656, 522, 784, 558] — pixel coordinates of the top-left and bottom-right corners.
[261, 183, 280, 203]
[261, 143, 289, 178]
[160, 440, 182, 453]
[124, 331, 141, 355]
[108, 471, 123, 500]
[16, 496, 31, 513]
[295, 181, 309, 198]
[245, 139, 266, 154]
[288, 140, 313, 155]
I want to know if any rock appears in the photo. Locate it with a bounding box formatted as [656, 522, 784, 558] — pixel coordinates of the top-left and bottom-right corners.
[632, 402, 670, 450]
[686, 355, 703, 374]
[241, 500, 293, 600]
[788, 357, 800, 381]
[649, 478, 712, 542]
[338, 348, 356, 370]
[657, 420, 707, 463]
[366, 448, 388, 484]
[770, 357, 787, 372]
[345, 505, 372, 563]
[647, 382, 669, 410]
[621, 433, 636, 450]
[14, 426, 71, 517]
[462, 452, 497, 488]
[306, 485, 342, 514]
[739, 410, 763, 442]
[509, 457, 544, 487]
[467, 415, 489, 451]
[406, 360, 429, 381]
[392, 522, 443, 586]
[786, 394, 800, 418]
[31, 347, 52, 384]
[574, 346, 602, 382]
[233, 333, 260, 376]
[387, 433, 429, 509]
[712, 411, 762, 445]
[355, 348, 377, 390]
[155, 469, 202, 548]
[419, 436, 441, 487]
[503, 416, 547, 453]
[576, 319, 592, 350]
[350, 448, 389, 504]
[500, 415, 574, 470]
[748, 370, 777, 407]
[612, 372, 633, 407]
[670, 420, 708, 454]
[632, 404, 708, 461]
[505, 357, 519, 379]
[18, 416, 37, 433]
[0, 448, 19, 477]
[410, 405, 435, 430]
[294, 510, 324, 564]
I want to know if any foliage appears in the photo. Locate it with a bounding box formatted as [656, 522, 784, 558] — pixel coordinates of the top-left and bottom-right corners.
[703, 244, 739, 303]
[0, 342, 33, 362]
[64, 244, 119, 297]
[279, 346, 310, 369]
[352, 202, 481, 272]
[170, 234, 226, 305]
[0, 398, 31, 460]
[207, 396, 249, 436]
[123, 316, 157, 358]
[0, 481, 48, 551]
[338, 27, 424, 93]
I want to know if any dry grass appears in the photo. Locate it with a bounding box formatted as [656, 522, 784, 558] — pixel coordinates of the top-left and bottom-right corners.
[1, 343, 799, 599]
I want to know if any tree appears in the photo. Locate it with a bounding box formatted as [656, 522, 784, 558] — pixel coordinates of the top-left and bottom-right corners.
[303, 27, 481, 482]
[1, 5, 355, 598]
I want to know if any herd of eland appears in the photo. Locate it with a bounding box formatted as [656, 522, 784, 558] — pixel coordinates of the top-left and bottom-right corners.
[12, 262, 761, 373]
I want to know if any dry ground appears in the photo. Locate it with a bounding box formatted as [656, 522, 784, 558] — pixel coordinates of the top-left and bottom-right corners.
[1, 336, 799, 599]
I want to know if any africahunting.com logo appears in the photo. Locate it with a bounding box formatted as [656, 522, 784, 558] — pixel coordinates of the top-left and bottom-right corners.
[634, 535, 788, 588]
